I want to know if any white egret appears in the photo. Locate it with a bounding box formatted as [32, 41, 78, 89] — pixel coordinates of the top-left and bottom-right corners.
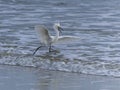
[33, 23, 80, 55]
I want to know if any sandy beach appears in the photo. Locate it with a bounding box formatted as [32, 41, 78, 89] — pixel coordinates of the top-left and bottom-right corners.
[0, 65, 120, 90]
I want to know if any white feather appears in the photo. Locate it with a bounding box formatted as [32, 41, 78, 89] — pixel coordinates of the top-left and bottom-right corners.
[35, 25, 51, 45]
[33, 23, 80, 54]
[51, 36, 80, 44]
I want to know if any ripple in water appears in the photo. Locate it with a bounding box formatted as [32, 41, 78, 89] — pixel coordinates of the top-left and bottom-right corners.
[1, 0, 120, 77]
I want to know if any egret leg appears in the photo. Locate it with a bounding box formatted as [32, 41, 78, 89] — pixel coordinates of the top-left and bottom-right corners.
[49, 45, 52, 52]
[49, 45, 56, 52]
[33, 46, 42, 55]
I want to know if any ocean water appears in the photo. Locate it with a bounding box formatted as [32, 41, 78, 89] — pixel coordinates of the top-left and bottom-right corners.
[1, 0, 120, 77]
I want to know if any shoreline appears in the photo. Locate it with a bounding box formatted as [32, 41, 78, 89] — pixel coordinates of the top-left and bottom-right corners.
[0, 54, 120, 77]
[0, 65, 120, 90]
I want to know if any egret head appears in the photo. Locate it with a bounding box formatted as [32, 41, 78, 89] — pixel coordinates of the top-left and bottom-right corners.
[53, 23, 63, 33]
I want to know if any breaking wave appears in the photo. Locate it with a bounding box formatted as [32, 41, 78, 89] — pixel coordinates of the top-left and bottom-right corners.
[1, 52, 120, 77]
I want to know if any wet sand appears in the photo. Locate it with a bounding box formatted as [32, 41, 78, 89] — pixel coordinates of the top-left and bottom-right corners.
[0, 65, 120, 90]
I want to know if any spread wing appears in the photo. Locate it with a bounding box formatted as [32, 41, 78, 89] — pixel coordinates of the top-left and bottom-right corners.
[53, 36, 80, 44]
[35, 25, 51, 44]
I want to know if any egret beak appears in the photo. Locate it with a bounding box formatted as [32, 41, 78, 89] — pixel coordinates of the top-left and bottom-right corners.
[58, 26, 63, 34]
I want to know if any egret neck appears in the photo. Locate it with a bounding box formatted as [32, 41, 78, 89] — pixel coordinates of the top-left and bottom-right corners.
[53, 25, 60, 43]
[53, 27, 60, 43]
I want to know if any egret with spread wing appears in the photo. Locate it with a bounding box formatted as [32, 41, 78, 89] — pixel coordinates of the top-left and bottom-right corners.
[33, 23, 80, 55]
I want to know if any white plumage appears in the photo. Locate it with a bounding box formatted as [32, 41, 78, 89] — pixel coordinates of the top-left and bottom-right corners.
[33, 23, 80, 55]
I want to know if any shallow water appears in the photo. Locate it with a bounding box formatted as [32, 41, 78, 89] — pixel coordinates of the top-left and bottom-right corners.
[0, 65, 120, 90]
[1, 0, 120, 77]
